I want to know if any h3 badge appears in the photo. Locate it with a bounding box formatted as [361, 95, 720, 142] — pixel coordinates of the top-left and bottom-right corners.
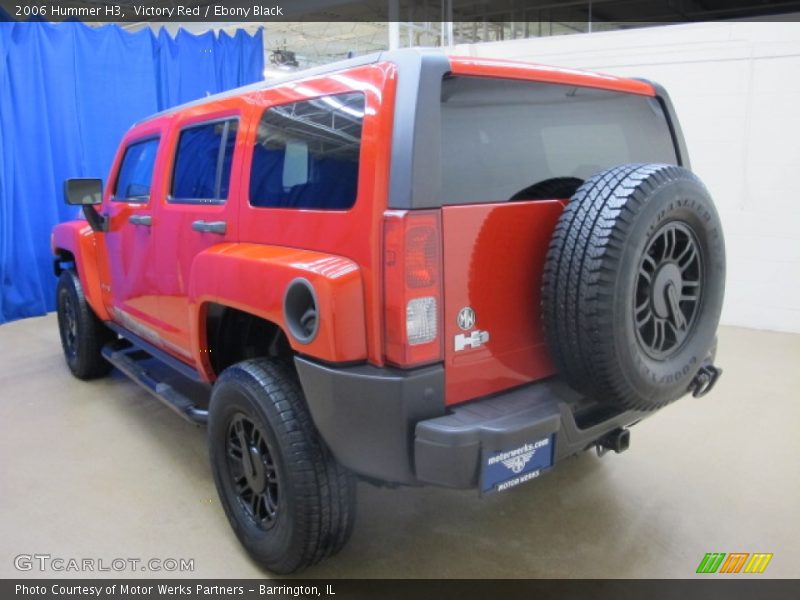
[455, 307, 490, 351]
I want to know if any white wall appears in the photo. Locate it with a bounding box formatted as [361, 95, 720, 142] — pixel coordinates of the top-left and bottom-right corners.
[450, 22, 800, 333]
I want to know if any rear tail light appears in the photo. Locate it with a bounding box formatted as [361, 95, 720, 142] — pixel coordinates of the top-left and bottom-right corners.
[384, 210, 443, 366]
[405, 226, 439, 288]
[406, 297, 437, 345]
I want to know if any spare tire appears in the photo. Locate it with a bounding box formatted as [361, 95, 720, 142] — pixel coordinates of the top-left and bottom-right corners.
[541, 163, 725, 411]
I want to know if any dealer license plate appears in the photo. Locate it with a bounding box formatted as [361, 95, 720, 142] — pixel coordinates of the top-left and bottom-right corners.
[480, 434, 555, 494]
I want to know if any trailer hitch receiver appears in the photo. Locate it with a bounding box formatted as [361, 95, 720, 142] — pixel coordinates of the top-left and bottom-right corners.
[596, 428, 630, 457]
[689, 363, 722, 398]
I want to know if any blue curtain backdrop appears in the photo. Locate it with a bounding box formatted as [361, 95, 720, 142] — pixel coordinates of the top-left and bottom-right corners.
[0, 22, 264, 324]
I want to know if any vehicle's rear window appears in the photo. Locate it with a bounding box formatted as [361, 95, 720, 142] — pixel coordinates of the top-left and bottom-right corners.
[171, 119, 237, 203]
[249, 92, 364, 210]
[114, 138, 159, 201]
[440, 77, 678, 205]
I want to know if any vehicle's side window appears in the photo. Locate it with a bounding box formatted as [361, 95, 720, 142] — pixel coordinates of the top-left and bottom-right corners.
[114, 138, 160, 202]
[170, 118, 238, 203]
[249, 92, 364, 210]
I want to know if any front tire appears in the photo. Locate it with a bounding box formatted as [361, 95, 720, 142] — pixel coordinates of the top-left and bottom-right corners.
[56, 270, 114, 380]
[208, 359, 356, 574]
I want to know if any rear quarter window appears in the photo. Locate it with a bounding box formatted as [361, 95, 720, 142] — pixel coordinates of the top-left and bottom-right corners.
[249, 92, 365, 210]
[439, 77, 678, 205]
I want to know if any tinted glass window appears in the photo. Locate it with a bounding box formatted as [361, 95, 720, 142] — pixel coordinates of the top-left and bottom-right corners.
[249, 92, 364, 210]
[171, 119, 238, 202]
[114, 138, 159, 201]
[440, 77, 678, 205]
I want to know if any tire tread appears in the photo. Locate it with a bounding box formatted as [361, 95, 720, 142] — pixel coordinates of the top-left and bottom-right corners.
[542, 163, 716, 410]
[209, 359, 355, 574]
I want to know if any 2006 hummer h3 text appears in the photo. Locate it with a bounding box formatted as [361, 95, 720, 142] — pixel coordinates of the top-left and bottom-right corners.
[52, 49, 725, 573]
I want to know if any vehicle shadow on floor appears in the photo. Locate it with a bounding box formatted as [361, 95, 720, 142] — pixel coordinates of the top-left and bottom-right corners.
[307, 451, 654, 578]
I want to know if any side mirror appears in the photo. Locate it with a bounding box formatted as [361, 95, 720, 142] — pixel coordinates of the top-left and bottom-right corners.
[64, 178, 103, 206]
[63, 178, 108, 232]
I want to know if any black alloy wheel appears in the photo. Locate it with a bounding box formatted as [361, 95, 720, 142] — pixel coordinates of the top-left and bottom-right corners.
[60, 290, 79, 360]
[635, 221, 703, 359]
[226, 413, 280, 529]
[56, 269, 114, 379]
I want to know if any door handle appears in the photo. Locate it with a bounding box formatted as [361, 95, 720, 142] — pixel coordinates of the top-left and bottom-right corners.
[192, 220, 226, 235]
[129, 214, 152, 227]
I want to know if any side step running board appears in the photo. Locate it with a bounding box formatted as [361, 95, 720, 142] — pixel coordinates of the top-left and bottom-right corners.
[101, 343, 209, 425]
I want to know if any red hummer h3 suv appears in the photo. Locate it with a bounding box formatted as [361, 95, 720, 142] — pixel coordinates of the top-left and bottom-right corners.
[52, 49, 725, 573]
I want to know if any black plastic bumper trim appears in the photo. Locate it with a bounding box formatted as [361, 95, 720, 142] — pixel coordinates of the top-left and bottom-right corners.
[415, 379, 646, 489]
[296, 355, 650, 490]
[295, 357, 445, 484]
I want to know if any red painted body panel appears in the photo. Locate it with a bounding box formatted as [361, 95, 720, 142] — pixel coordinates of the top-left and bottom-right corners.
[188, 244, 367, 381]
[99, 117, 173, 349]
[51, 53, 664, 401]
[52, 220, 110, 320]
[441, 201, 564, 405]
[234, 63, 396, 367]
[149, 102, 246, 360]
[448, 56, 656, 96]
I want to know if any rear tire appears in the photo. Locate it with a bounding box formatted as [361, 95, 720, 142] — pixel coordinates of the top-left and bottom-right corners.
[541, 164, 725, 410]
[56, 270, 114, 380]
[208, 359, 356, 574]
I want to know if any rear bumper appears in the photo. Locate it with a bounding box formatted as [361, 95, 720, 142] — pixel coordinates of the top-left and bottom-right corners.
[295, 357, 646, 488]
[414, 381, 643, 489]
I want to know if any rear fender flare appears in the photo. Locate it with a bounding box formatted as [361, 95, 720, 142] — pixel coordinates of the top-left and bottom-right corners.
[188, 243, 367, 380]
